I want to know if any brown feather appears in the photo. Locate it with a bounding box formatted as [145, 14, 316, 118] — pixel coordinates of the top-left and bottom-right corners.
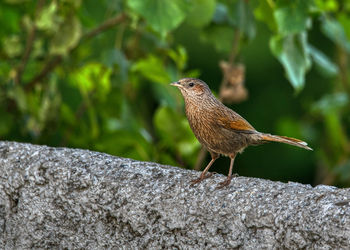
[218, 117, 256, 133]
[260, 134, 312, 150]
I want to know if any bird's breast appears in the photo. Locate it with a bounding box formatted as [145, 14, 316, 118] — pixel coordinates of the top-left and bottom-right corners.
[185, 100, 251, 155]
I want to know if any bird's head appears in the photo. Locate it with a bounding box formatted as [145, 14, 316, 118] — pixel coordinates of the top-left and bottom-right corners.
[170, 78, 211, 99]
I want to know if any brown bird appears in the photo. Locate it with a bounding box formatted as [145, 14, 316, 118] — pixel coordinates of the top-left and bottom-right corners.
[171, 78, 312, 188]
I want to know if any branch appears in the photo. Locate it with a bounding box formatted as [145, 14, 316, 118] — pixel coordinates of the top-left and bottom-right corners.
[14, 0, 46, 85]
[24, 12, 128, 91]
[337, 45, 350, 98]
[220, 29, 241, 92]
[15, 27, 36, 85]
[228, 29, 241, 66]
[82, 13, 128, 40]
[24, 56, 62, 91]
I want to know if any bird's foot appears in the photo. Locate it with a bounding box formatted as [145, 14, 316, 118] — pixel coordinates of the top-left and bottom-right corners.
[216, 178, 231, 189]
[190, 172, 215, 186]
[216, 174, 237, 189]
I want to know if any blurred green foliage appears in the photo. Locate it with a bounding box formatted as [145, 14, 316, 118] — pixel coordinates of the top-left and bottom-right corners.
[0, 0, 349, 186]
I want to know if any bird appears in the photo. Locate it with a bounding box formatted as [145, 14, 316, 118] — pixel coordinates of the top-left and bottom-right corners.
[171, 78, 312, 188]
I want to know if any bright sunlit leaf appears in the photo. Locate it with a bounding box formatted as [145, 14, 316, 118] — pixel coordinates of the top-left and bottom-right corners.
[70, 63, 112, 98]
[132, 55, 171, 83]
[127, 0, 189, 37]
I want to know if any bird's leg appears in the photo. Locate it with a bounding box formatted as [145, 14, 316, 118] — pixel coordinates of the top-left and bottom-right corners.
[190, 153, 219, 186]
[217, 153, 237, 189]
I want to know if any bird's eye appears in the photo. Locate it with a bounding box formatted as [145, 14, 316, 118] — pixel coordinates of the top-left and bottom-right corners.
[189, 82, 194, 87]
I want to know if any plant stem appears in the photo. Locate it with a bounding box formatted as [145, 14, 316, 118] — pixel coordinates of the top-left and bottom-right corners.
[14, 0, 46, 85]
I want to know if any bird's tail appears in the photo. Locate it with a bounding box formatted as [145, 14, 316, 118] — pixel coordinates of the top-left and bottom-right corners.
[260, 133, 312, 151]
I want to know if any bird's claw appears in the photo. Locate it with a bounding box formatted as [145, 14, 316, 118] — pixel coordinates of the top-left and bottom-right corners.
[216, 174, 238, 189]
[216, 178, 232, 189]
[190, 172, 215, 186]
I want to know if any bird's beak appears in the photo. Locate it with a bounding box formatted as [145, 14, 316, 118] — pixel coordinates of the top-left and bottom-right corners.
[170, 81, 182, 88]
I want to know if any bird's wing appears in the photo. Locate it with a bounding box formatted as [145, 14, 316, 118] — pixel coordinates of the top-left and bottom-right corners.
[216, 111, 257, 134]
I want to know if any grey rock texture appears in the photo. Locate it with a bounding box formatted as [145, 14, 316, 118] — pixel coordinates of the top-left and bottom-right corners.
[0, 141, 350, 249]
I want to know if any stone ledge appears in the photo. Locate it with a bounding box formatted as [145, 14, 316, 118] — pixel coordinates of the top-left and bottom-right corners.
[0, 141, 349, 249]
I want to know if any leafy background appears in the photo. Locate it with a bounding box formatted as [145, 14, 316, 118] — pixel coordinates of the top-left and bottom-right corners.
[1, 0, 349, 186]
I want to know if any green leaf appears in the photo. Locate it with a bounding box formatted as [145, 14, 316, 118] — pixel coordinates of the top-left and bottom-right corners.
[167, 46, 187, 70]
[307, 45, 338, 77]
[50, 15, 82, 56]
[22, 15, 34, 32]
[185, 0, 216, 27]
[314, 0, 339, 12]
[274, 0, 311, 35]
[154, 106, 182, 143]
[61, 103, 76, 126]
[312, 92, 348, 115]
[32, 39, 44, 58]
[212, 3, 230, 24]
[254, 0, 277, 32]
[35, 2, 62, 33]
[127, 0, 189, 37]
[270, 33, 311, 91]
[132, 55, 171, 83]
[321, 17, 350, 52]
[2, 35, 23, 57]
[101, 49, 130, 82]
[227, 0, 256, 40]
[7, 85, 27, 111]
[70, 63, 112, 98]
[184, 69, 201, 79]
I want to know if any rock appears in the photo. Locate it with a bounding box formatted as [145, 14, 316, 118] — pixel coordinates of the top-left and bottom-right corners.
[0, 141, 350, 249]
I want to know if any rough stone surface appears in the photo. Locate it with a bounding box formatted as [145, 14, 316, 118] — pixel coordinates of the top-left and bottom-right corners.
[0, 141, 350, 249]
